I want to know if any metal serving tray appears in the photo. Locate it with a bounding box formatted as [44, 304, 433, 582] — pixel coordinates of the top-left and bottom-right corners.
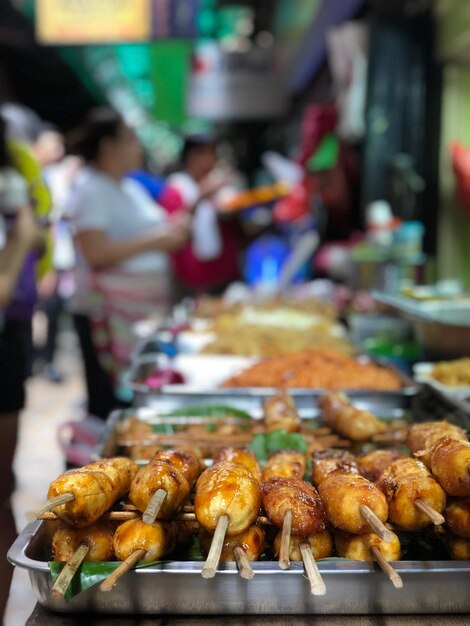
[93, 405, 409, 461]
[8, 521, 470, 615]
[124, 355, 418, 412]
[372, 292, 470, 359]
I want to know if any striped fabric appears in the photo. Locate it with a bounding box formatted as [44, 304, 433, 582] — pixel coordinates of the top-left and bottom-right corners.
[89, 270, 170, 382]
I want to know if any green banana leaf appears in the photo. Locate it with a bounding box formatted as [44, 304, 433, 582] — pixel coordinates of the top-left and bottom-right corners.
[49, 537, 204, 603]
[248, 429, 307, 462]
[159, 404, 251, 419]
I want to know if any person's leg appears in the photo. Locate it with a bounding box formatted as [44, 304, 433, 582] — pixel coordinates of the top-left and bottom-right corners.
[0, 319, 28, 622]
[72, 314, 117, 419]
[0, 411, 19, 622]
[42, 289, 65, 383]
[43, 289, 63, 365]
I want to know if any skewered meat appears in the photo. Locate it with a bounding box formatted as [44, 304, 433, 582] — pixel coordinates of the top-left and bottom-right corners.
[261, 478, 326, 537]
[273, 528, 333, 561]
[52, 521, 115, 562]
[448, 534, 470, 560]
[199, 525, 265, 562]
[357, 450, 406, 483]
[151, 450, 202, 487]
[129, 460, 190, 519]
[213, 448, 262, 483]
[311, 449, 358, 486]
[376, 458, 446, 531]
[335, 528, 401, 561]
[415, 437, 470, 497]
[114, 518, 175, 563]
[407, 421, 467, 453]
[47, 458, 139, 528]
[318, 391, 386, 441]
[263, 392, 300, 433]
[195, 461, 261, 536]
[318, 473, 388, 534]
[445, 498, 470, 538]
[261, 451, 306, 481]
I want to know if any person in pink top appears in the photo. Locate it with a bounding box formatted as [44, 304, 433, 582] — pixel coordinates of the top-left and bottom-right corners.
[167, 135, 241, 295]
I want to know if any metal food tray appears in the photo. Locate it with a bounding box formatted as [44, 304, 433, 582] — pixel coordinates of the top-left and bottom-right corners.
[93, 405, 409, 462]
[124, 355, 418, 412]
[372, 292, 470, 359]
[8, 520, 470, 615]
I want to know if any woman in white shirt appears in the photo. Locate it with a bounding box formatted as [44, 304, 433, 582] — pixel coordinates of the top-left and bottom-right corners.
[68, 108, 189, 417]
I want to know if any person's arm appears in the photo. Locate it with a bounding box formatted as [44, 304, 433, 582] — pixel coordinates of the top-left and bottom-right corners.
[0, 206, 41, 308]
[76, 220, 190, 271]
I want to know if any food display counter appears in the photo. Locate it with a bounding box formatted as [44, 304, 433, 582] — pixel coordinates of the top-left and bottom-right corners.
[9, 296, 470, 620]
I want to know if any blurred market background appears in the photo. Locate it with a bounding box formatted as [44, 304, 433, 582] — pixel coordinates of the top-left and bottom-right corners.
[3, 0, 470, 623]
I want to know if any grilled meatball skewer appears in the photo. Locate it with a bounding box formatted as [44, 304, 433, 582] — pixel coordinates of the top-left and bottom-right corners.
[415, 437, 470, 497]
[38, 458, 139, 527]
[100, 518, 194, 591]
[199, 525, 266, 580]
[261, 450, 307, 568]
[130, 459, 190, 525]
[51, 520, 116, 598]
[407, 421, 467, 453]
[262, 477, 327, 594]
[151, 449, 202, 488]
[195, 461, 261, 579]
[214, 448, 262, 483]
[357, 450, 407, 483]
[376, 458, 446, 530]
[263, 391, 301, 433]
[311, 449, 359, 487]
[319, 391, 386, 441]
[335, 529, 403, 589]
[261, 450, 306, 482]
[318, 473, 393, 542]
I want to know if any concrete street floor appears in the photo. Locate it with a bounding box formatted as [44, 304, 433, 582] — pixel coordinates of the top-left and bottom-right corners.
[5, 326, 85, 626]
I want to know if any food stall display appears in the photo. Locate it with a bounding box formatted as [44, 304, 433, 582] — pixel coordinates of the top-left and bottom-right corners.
[9, 389, 470, 615]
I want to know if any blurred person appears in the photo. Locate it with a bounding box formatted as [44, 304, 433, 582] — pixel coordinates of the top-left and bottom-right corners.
[36, 155, 80, 384]
[0, 115, 47, 621]
[166, 135, 242, 296]
[67, 107, 189, 418]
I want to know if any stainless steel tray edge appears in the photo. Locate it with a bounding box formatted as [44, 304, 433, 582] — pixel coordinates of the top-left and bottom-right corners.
[123, 355, 418, 412]
[8, 521, 470, 615]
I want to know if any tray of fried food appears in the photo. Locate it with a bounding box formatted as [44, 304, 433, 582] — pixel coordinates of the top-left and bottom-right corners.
[9, 406, 470, 615]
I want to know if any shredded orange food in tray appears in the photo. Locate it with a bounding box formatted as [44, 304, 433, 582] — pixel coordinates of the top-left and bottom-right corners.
[221, 349, 403, 390]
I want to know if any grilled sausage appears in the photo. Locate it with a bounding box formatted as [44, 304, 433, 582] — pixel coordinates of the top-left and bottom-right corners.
[318, 473, 388, 535]
[377, 458, 446, 531]
[195, 461, 261, 536]
[129, 460, 190, 519]
[261, 478, 326, 537]
[318, 391, 386, 441]
[311, 449, 359, 486]
[261, 451, 306, 481]
[273, 528, 333, 561]
[52, 520, 115, 562]
[213, 448, 262, 483]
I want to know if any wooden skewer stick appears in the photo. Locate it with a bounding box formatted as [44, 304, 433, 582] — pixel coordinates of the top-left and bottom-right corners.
[234, 546, 255, 580]
[371, 429, 407, 444]
[415, 499, 445, 526]
[279, 510, 292, 570]
[51, 544, 89, 599]
[40, 511, 139, 522]
[100, 549, 146, 592]
[359, 505, 394, 543]
[201, 515, 229, 579]
[300, 543, 326, 596]
[370, 546, 403, 589]
[36, 493, 75, 518]
[143, 489, 167, 525]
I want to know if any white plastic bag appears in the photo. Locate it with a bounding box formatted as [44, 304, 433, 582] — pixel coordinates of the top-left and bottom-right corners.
[192, 200, 222, 260]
